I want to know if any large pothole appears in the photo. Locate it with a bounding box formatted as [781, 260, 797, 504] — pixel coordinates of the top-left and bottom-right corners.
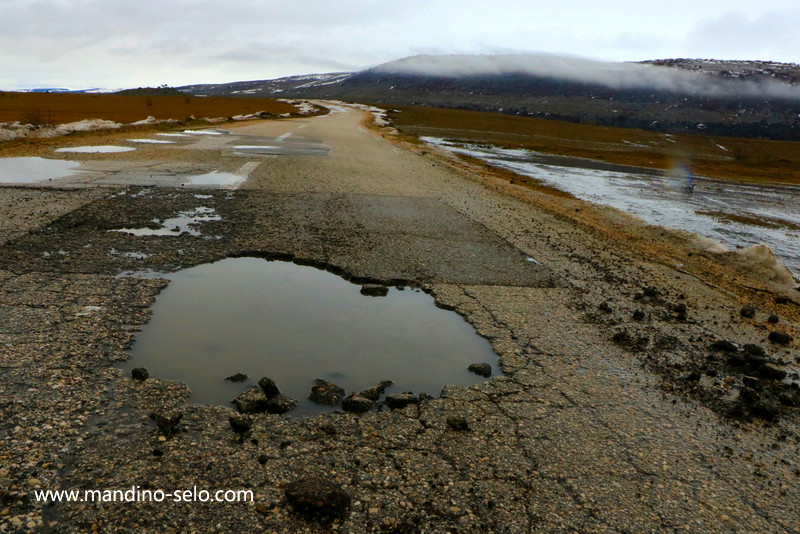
[120, 256, 498, 415]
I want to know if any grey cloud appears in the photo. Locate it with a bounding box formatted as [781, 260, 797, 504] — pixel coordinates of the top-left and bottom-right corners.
[0, 0, 797, 90]
[685, 10, 800, 60]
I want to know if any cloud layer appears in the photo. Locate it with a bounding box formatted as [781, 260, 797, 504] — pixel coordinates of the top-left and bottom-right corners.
[0, 0, 797, 90]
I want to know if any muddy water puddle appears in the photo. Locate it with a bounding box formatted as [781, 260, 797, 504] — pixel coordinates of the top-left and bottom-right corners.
[120, 257, 497, 415]
[423, 137, 800, 278]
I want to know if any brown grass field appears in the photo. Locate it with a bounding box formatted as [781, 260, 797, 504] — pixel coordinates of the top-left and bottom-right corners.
[0, 92, 297, 125]
[388, 106, 800, 185]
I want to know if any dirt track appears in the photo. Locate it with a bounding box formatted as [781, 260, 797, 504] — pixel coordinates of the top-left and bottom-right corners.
[0, 103, 798, 532]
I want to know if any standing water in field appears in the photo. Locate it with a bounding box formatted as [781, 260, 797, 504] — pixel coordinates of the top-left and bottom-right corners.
[423, 137, 800, 279]
[120, 257, 497, 415]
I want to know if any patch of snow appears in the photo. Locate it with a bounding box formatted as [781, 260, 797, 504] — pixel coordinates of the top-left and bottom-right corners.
[0, 118, 122, 142]
[132, 116, 158, 125]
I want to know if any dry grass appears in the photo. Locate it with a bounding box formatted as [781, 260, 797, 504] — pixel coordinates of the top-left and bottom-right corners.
[389, 106, 800, 185]
[0, 92, 297, 125]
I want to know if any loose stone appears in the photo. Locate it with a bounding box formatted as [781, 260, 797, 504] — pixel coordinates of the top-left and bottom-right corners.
[768, 331, 792, 345]
[285, 477, 352, 520]
[149, 409, 183, 435]
[385, 392, 418, 410]
[131, 368, 149, 381]
[229, 413, 253, 434]
[446, 416, 470, 431]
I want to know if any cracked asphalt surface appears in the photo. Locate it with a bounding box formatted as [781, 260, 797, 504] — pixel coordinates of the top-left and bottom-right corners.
[0, 103, 798, 532]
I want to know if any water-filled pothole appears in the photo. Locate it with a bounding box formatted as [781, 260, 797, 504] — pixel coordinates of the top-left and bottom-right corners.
[120, 257, 497, 415]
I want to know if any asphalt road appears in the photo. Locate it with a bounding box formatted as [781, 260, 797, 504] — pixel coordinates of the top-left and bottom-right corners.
[0, 102, 798, 532]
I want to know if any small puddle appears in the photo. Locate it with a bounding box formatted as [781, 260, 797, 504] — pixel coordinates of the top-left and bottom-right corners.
[110, 207, 220, 237]
[55, 145, 136, 153]
[183, 129, 231, 136]
[181, 171, 245, 189]
[127, 138, 175, 144]
[120, 257, 498, 415]
[0, 157, 84, 184]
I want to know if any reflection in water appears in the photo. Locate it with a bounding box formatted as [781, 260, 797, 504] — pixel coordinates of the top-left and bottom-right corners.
[120, 258, 497, 415]
[423, 137, 800, 278]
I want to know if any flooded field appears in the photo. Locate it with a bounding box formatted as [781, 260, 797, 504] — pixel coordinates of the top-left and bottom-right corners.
[424, 137, 800, 278]
[120, 257, 497, 415]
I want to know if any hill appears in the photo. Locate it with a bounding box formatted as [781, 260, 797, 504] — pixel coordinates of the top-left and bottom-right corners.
[178, 54, 800, 140]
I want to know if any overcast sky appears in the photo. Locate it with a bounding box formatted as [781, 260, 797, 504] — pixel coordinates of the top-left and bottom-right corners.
[1, 0, 798, 90]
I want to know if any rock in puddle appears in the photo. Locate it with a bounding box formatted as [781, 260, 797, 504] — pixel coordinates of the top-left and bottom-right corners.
[131, 367, 149, 381]
[285, 477, 352, 520]
[359, 380, 393, 401]
[233, 387, 271, 414]
[467, 362, 492, 378]
[342, 394, 373, 414]
[309, 379, 345, 406]
[258, 376, 281, 398]
[266, 394, 297, 414]
[360, 284, 388, 297]
[225, 373, 248, 383]
[385, 392, 419, 410]
[232, 376, 295, 414]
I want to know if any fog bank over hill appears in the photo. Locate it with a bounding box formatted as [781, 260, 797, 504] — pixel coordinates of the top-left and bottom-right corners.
[372, 54, 800, 100]
[180, 53, 800, 140]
